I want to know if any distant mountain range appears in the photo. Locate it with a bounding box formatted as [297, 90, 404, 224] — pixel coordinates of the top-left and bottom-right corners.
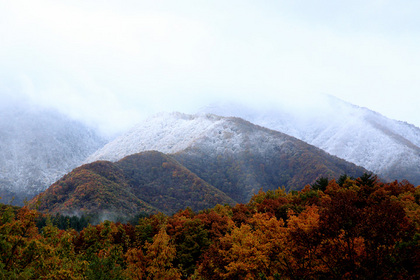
[0, 103, 106, 205]
[200, 96, 420, 185]
[32, 112, 365, 216]
[5, 96, 420, 216]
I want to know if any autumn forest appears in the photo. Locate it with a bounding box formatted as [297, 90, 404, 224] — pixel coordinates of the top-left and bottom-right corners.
[1, 174, 419, 279]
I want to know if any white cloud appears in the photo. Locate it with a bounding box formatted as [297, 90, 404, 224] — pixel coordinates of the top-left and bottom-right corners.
[1, 0, 419, 133]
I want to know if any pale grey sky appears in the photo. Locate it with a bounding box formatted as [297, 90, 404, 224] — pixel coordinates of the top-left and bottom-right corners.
[1, 0, 419, 135]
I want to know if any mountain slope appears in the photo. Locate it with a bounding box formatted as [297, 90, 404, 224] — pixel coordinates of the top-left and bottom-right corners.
[31, 151, 236, 216]
[0, 103, 106, 205]
[30, 160, 155, 217]
[200, 97, 420, 185]
[87, 113, 368, 202]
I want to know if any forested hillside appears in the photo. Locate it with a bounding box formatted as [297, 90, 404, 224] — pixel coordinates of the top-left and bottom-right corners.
[2, 175, 419, 279]
[30, 142, 366, 218]
[30, 151, 236, 217]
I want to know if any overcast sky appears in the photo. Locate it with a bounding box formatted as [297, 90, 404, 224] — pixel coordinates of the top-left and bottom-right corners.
[1, 0, 419, 135]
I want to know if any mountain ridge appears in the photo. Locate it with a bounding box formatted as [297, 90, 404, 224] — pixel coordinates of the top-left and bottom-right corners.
[199, 97, 420, 185]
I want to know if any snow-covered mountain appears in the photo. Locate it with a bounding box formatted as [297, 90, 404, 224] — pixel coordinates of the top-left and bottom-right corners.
[86, 112, 367, 202]
[85, 112, 312, 162]
[86, 112, 227, 162]
[199, 96, 420, 185]
[0, 103, 106, 205]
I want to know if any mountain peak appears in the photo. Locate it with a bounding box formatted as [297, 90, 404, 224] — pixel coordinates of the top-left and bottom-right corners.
[86, 112, 234, 162]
